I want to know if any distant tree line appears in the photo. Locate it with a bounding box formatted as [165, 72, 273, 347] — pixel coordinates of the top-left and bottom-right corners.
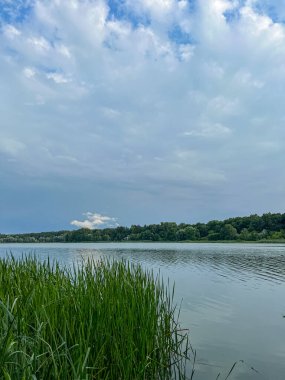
[1, 213, 285, 243]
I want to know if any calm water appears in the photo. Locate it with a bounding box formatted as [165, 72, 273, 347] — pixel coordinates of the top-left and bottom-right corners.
[0, 242, 284, 380]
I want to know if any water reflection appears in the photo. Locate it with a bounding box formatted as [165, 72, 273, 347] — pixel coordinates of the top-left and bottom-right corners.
[70, 246, 285, 287]
[0, 243, 285, 379]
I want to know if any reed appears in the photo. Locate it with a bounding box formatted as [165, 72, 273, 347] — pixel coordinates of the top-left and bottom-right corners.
[0, 255, 190, 379]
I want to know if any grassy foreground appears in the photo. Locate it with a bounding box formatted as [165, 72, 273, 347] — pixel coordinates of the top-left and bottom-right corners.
[0, 256, 190, 379]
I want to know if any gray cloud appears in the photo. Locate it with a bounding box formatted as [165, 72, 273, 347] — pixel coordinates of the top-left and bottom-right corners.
[0, 0, 285, 231]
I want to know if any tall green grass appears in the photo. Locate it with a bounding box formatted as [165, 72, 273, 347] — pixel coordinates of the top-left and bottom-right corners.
[0, 255, 190, 379]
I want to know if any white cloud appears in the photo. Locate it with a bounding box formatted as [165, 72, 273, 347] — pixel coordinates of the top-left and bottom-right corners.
[1, 0, 285, 225]
[46, 72, 71, 84]
[0, 138, 26, 156]
[28, 36, 50, 52]
[23, 67, 36, 78]
[233, 70, 264, 89]
[179, 44, 195, 62]
[3, 25, 21, 39]
[56, 44, 71, 58]
[184, 122, 232, 138]
[71, 212, 119, 229]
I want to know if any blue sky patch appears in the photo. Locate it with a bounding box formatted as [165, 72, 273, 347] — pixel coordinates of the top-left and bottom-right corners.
[253, 2, 285, 23]
[168, 25, 195, 45]
[107, 0, 150, 28]
[0, 0, 33, 24]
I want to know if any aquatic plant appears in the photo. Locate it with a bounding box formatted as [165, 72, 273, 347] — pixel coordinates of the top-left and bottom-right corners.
[0, 255, 190, 379]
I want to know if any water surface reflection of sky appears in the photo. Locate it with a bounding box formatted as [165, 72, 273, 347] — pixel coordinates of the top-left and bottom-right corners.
[0, 243, 285, 380]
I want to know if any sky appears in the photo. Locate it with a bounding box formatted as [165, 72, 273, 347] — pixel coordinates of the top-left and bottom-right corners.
[1, 0, 285, 233]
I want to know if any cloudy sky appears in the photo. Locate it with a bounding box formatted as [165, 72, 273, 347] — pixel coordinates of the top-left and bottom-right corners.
[0, 0, 285, 232]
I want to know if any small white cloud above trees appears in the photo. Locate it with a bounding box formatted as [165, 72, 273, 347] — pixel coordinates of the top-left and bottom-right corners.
[71, 212, 119, 229]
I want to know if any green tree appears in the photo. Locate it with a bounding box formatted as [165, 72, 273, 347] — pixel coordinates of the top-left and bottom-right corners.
[239, 228, 251, 241]
[220, 224, 238, 240]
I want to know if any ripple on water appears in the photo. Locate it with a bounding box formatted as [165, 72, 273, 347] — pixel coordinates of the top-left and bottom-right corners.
[0, 243, 285, 379]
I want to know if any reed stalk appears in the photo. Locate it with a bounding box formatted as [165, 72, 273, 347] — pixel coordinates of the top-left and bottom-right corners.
[0, 255, 190, 379]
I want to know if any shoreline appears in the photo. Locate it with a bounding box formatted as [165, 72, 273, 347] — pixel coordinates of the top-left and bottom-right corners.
[1, 240, 285, 244]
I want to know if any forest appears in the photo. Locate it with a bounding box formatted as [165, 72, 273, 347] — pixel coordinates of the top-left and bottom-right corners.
[1, 212, 285, 243]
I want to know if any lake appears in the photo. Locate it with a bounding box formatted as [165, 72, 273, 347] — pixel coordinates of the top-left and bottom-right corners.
[0, 242, 284, 380]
